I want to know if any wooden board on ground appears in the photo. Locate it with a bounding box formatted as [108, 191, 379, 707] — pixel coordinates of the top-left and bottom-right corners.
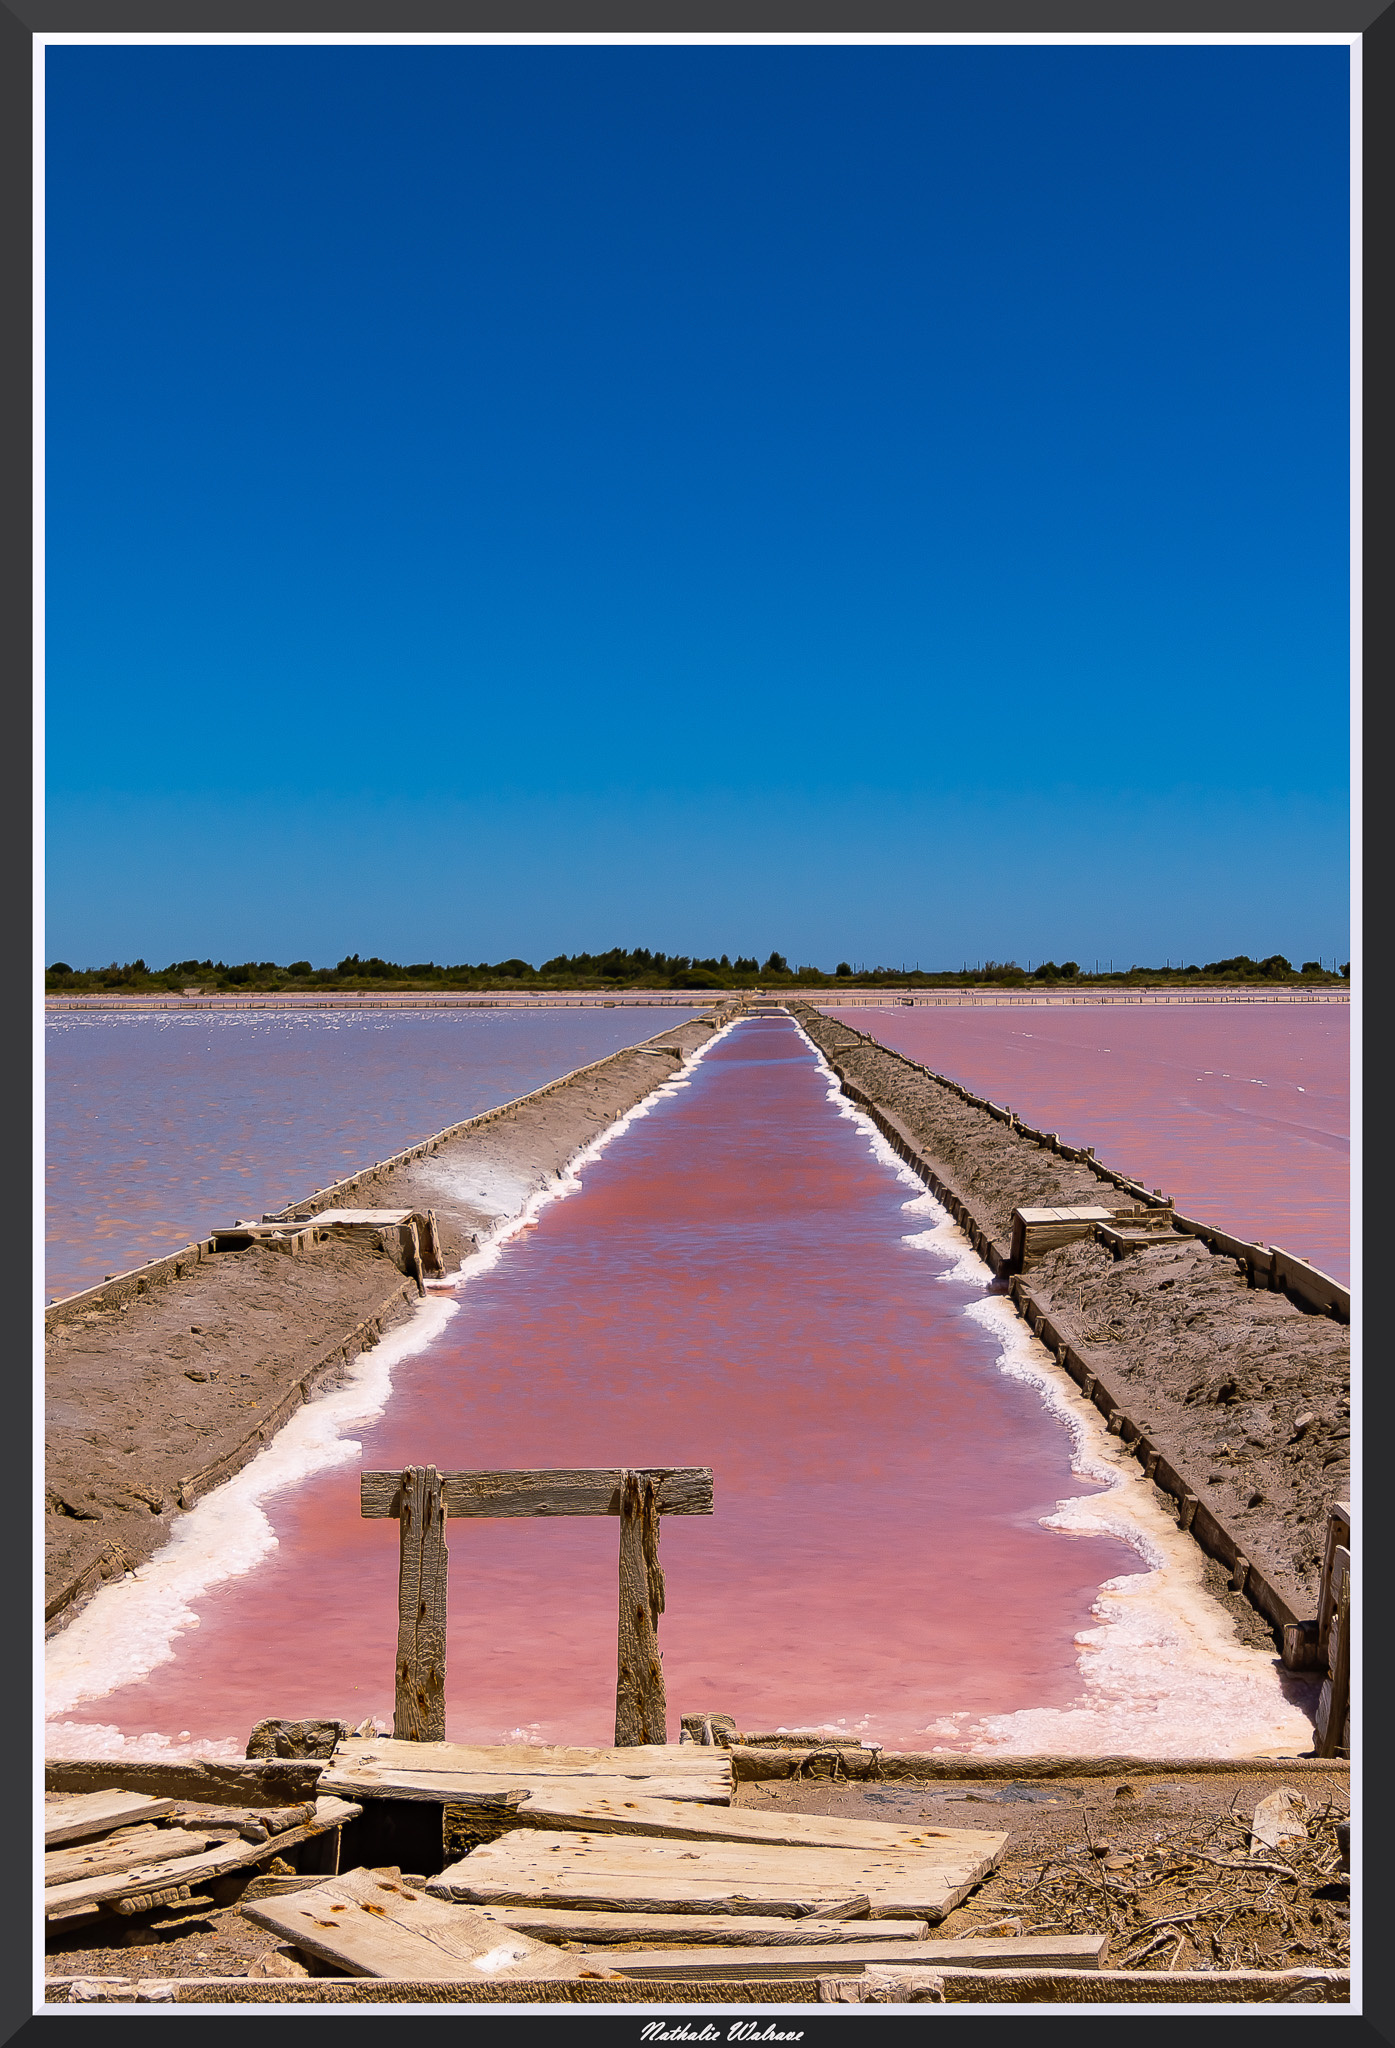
[322, 1739, 731, 1807]
[330, 1771, 732, 1810]
[43, 1797, 362, 1917]
[41, 1966, 1350, 2006]
[44, 1791, 178, 1847]
[429, 1827, 1006, 1922]
[240, 1866, 602, 1983]
[820, 1966, 1349, 2006]
[473, 1907, 930, 1946]
[505, 1785, 999, 1857]
[45, 1829, 218, 1888]
[590, 1933, 1109, 1981]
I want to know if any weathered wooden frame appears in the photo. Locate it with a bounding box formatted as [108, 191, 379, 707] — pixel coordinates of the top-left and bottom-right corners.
[361, 1465, 714, 1744]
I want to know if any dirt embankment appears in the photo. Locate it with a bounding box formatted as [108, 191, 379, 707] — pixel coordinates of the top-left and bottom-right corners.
[793, 1008, 1349, 1620]
[46, 1011, 730, 1632]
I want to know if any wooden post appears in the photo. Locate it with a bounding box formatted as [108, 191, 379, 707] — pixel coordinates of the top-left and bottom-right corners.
[404, 1219, 425, 1295]
[394, 1465, 448, 1742]
[1315, 1546, 1350, 1758]
[615, 1469, 667, 1747]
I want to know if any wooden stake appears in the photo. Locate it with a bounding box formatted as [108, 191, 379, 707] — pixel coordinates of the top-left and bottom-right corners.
[1315, 1548, 1350, 1758]
[395, 1465, 448, 1742]
[615, 1469, 667, 1746]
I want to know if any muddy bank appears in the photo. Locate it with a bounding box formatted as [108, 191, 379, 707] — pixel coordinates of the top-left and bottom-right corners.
[46, 1010, 731, 1632]
[792, 1007, 1349, 1623]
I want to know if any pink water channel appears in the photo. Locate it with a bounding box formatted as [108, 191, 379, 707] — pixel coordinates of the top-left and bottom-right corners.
[825, 1001, 1350, 1286]
[57, 1017, 1141, 1753]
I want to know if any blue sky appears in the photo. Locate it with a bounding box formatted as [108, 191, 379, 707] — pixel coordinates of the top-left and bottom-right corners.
[44, 43, 1351, 972]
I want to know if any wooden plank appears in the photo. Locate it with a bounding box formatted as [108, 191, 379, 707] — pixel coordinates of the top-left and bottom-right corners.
[819, 1966, 1349, 2007]
[310, 1209, 414, 1225]
[428, 1827, 1006, 1921]
[43, 1968, 1352, 2006]
[327, 1768, 732, 1808]
[323, 1739, 731, 1808]
[44, 1792, 178, 1847]
[394, 1466, 448, 1742]
[916, 1934, 1107, 1970]
[469, 1907, 930, 1946]
[167, 1802, 317, 1835]
[1014, 1208, 1112, 1225]
[333, 1738, 725, 1776]
[727, 1748, 1347, 1783]
[614, 1470, 666, 1747]
[45, 1759, 325, 1806]
[1268, 1245, 1348, 1316]
[239, 1866, 600, 1982]
[508, 1786, 1004, 1859]
[596, 1942, 957, 1980]
[1316, 1509, 1351, 1648]
[592, 1933, 1109, 1980]
[45, 1843, 267, 1918]
[44, 1797, 362, 1916]
[45, 1829, 216, 1888]
[361, 1467, 713, 1520]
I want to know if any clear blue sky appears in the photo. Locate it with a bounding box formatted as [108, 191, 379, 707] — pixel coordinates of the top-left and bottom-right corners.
[44, 43, 1351, 973]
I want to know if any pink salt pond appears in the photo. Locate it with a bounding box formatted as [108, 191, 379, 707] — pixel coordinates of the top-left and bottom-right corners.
[59, 1017, 1142, 1753]
[826, 1000, 1349, 1285]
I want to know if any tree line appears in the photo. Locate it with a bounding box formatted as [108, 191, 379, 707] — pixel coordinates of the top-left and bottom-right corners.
[44, 948, 1350, 994]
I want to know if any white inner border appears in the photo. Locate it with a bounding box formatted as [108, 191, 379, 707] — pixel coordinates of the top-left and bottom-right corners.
[33, 30, 1359, 2015]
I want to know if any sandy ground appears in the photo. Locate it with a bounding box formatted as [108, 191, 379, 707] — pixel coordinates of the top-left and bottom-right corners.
[793, 1007, 1349, 1622]
[45, 1011, 728, 1632]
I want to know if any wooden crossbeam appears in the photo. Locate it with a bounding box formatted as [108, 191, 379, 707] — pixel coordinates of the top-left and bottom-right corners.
[361, 1467, 713, 1519]
[361, 1466, 714, 1746]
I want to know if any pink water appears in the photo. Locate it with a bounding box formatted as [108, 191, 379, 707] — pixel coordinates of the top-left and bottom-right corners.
[824, 1003, 1350, 1285]
[57, 1018, 1140, 1753]
[44, 1007, 699, 1301]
